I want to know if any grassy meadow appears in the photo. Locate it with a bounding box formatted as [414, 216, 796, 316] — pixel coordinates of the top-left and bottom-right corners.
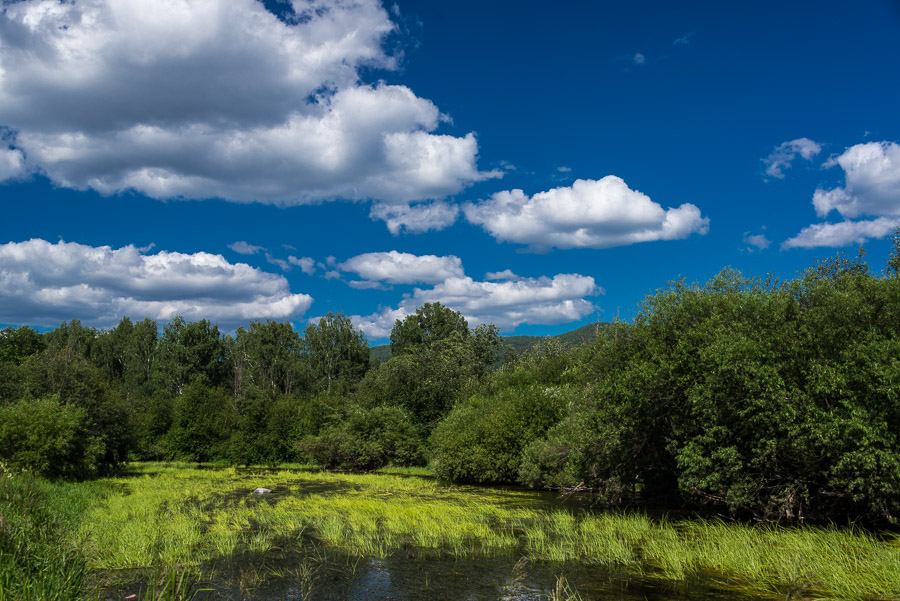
[18, 463, 889, 600]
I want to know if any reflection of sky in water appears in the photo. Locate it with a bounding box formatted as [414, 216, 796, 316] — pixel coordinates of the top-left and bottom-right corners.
[347, 558, 394, 601]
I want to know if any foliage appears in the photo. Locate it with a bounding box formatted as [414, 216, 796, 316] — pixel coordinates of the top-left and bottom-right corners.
[527, 260, 900, 521]
[362, 305, 500, 431]
[153, 317, 229, 395]
[0, 397, 102, 479]
[300, 405, 425, 471]
[0, 326, 45, 365]
[302, 311, 369, 393]
[21, 348, 131, 474]
[0, 468, 106, 601]
[232, 319, 303, 398]
[430, 386, 566, 484]
[389, 302, 469, 356]
[167, 383, 235, 462]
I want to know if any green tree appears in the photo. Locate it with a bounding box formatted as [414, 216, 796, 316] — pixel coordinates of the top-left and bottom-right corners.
[300, 405, 424, 471]
[153, 317, 228, 395]
[167, 382, 235, 462]
[389, 302, 469, 356]
[431, 385, 566, 484]
[0, 326, 45, 365]
[0, 396, 103, 478]
[302, 312, 369, 393]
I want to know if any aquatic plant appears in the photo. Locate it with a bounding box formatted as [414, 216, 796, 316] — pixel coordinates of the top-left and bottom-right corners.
[71, 463, 900, 600]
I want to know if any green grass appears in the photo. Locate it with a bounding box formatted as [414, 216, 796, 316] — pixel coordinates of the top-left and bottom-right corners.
[0, 464, 111, 601]
[38, 462, 900, 600]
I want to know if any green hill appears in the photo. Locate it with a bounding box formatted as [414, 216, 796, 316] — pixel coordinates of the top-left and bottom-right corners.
[369, 322, 614, 364]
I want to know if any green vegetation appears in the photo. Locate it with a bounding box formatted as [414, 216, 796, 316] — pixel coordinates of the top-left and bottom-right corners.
[2, 238, 900, 598]
[6, 463, 894, 600]
[0, 464, 108, 601]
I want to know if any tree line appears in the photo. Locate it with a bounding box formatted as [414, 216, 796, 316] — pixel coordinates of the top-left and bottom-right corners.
[1, 242, 899, 523]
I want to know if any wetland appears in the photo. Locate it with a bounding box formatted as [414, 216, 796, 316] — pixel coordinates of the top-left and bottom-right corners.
[77, 463, 899, 601]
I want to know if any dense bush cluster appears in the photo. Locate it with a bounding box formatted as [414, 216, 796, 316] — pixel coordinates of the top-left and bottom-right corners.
[1, 244, 899, 522]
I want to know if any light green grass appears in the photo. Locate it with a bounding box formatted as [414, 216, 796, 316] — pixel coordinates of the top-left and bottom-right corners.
[73, 462, 900, 600]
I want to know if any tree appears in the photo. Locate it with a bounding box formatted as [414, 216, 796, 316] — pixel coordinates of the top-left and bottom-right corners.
[0, 326, 45, 365]
[0, 396, 103, 479]
[153, 317, 228, 395]
[389, 302, 469, 356]
[302, 312, 369, 393]
[167, 382, 235, 462]
[232, 320, 303, 397]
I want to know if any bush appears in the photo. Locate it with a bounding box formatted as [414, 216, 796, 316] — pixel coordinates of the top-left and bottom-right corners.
[0, 397, 103, 479]
[529, 262, 900, 521]
[430, 386, 566, 484]
[300, 405, 425, 471]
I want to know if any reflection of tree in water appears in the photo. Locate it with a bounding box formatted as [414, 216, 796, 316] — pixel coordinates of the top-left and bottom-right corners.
[301, 553, 771, 601]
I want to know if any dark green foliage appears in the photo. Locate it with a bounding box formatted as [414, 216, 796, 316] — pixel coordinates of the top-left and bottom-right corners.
[492, 338, 579, 389]
[389, 302, 469, 356]
[0, 326, 45, 365]
[130, 391, 175, 460]
[300, 405, 425, 471]
[21, 347, 131, 473]
[527, 259, 900, 521]
[362, 307, 500, 431]
[430, 386, 566, 484]
[499, 323, 607, 359]
[154, 317, 229, 395]
[0, 397, 102, 479]
[90, 317, 159, 393]
[360, 331, 480, 430]
[302, 311, 369, 393]
[167, 383, 235, 462]
[233, 319, 303, 398]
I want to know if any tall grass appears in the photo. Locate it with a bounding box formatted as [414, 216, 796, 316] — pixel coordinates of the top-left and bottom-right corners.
[74, 463, 900, 600]
[0, 465, 109, 601]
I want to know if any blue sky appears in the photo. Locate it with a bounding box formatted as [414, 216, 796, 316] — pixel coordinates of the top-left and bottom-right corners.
[1, 0, 899, 343]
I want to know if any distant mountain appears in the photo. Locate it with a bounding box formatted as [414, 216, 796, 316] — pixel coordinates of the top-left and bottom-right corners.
[368, 322, 615, 364]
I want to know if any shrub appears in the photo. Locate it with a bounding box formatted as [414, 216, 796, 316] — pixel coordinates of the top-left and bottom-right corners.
[0, 396, 103, 479]
[300, 405, 425, 471]
[430, 386, 565, 484]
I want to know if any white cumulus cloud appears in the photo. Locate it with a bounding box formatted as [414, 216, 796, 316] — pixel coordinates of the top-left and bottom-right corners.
[784, 141, 900, 249]
[0, 0, 495, 221]
[349, 273, 601, 339]
[0, 239, 313, 327]
[339, 251, 464, 285]
[369, 199, 462, 234]
[763, 138, 822, 179]
[782, 217, 900, 249]
[812, 141, 900, 218]
[463, 176, 709, 251]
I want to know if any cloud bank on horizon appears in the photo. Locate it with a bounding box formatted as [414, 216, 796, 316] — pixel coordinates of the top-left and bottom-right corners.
[0, 239, 312, 328]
